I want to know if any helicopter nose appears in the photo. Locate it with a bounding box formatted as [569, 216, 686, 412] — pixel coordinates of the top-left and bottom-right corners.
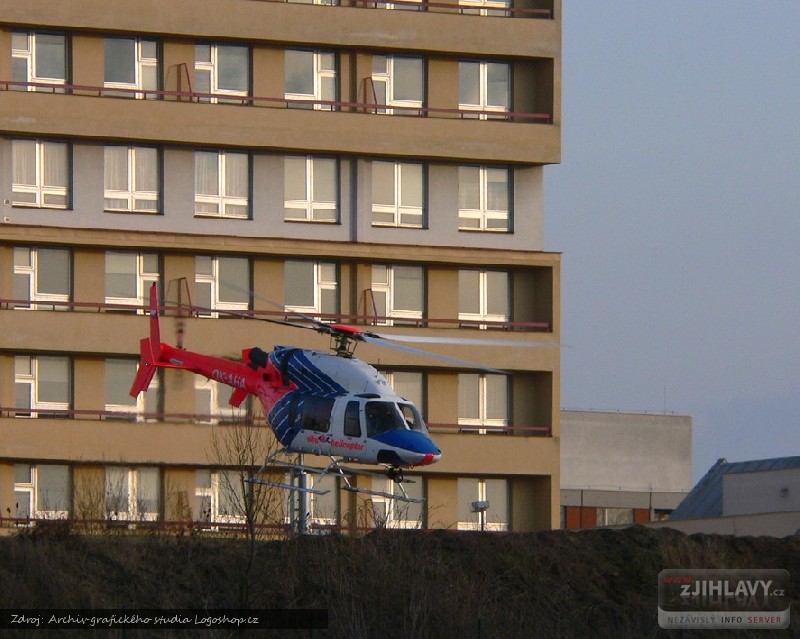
[415, 451, 441, 466]
[372, 430, 441, 465]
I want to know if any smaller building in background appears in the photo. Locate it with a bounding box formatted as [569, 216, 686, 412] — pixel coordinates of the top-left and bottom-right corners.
[560, 410, 692, 529]
[652, 456, 800, 537]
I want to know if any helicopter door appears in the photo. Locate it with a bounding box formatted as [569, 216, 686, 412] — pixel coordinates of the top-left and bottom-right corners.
[343, 400, 362, 438]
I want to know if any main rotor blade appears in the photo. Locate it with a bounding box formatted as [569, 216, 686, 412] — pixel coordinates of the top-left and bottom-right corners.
[219, 279, 330, 331]
[362, 335, 505, 373]
[374, 333, 559, 347]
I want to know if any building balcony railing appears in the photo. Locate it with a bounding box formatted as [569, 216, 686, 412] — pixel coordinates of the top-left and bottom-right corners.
[0, 81, 553, 125]
[0, 409, 551, 437]
[0, 298, 553, 333]
[249, 0, 554, 19]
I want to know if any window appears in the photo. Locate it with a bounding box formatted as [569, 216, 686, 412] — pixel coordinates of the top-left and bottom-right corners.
[457, 478, 508, 530]
[369, 477, 423, 529]
[384, 371, 424, 415]
[14, 465, 70, 519]
[377, 0, 423, 10]
[194, 378, 250, 425]
[104, 37, 158, 99]
[284, 260, 338, 318]
[12, 31, 67, 91]
[104, 146, 159, 213]
[195, 43, 250, 103]
[370, 265, 424, 325]
[15, 355, 71, 418]
[458, 166, 511, 231]
[105, 466, 160, 521]
[195, 150, 249, 218]
[458, 269, 509, 328]
[459, 0, 510, 16]
[12, 139, 69, 208]
[13, 246, 71, 310]
[459, 61, 510, 118]
[458, 373, 508, 433]
[371, 161, 424, 227]
[370, 55, 424, 115]
[597, 508, 634, 527]
[285, 49, 336, 110]
[195, 470, 246, 525]
[105, 358, 160, 421]
[309, 474, 339, 527]
[13, 464, 34, 522]
[105, 251, 160, 310]
[195, 255, 250, 317]
[284, 156, 338, 222]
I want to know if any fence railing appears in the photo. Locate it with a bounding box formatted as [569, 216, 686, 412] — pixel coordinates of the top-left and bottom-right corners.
[0, 80, 552, 124]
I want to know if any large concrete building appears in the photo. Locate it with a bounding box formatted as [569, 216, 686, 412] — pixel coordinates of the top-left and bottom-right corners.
[560, 410, 692, 528]
[0, 0, 561, 533]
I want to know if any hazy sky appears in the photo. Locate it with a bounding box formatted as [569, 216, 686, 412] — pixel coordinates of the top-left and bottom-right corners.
[545, 2, 800, 480]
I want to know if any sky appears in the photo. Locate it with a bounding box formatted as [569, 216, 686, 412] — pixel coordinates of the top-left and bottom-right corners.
[545, 2, 800, 481]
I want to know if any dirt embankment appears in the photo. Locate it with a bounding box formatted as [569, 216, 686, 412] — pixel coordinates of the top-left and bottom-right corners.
[0, 525, 797, 638]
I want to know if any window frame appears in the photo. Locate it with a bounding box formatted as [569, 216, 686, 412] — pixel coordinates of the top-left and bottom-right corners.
[284, 155, 339, 222]
[11, 30, 68, 92]
[103, 145, 160, 213]
[458, 165, 512, 232]
[103, 36, 159, 99]
[14, 355, 72, 419]
[194, 42, 251, 104]
[458, 269, 510, 328]
[105, 466, 160, 522]
[457, 477, 508, 531]
[13, 246, 71, 310]
[285, 49, 337, 110]
[284, 260, 339, 320]
[371, 160, 425, 228]
[195, 470, 247, 526]
[104, 358, 160, 422]
[194, 255, 251, 318]
[458, 372, 509, 434]
[369, 476, 424, 529]
[370, 54, 424, 115]
[459, 0, 511, 16]
[458, 60, 511, 119]
[194, 150, 251, 219]
[104, 250, 161, 311]
[11, 138, 70, 209]
[370, 264, 425, 326]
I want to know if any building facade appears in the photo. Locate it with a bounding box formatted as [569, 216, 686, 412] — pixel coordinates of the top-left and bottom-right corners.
[0, 0, 561, 533]
[560, 410, 692, 528]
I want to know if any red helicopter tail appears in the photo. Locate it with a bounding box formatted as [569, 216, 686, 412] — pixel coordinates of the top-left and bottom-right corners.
[129, 284, 162, 397]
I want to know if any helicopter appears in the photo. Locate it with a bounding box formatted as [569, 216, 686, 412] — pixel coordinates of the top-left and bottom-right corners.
[129, 283, 544, 502]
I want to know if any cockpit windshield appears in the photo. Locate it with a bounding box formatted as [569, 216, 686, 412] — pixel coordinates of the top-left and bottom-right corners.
[365, 401, 428, 437]
[398, 402, 428, 434]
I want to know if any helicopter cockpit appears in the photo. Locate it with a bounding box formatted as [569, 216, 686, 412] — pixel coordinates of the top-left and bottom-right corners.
[364, 400, 427, 438]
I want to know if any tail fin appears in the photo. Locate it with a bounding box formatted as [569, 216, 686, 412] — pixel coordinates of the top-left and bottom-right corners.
[129, 284, 162, 397]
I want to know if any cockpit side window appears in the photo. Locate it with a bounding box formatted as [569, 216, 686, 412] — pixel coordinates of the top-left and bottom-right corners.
[301, 396, 334, 433]
[365, 401, 406, 438]
[344, 401, 361, 437]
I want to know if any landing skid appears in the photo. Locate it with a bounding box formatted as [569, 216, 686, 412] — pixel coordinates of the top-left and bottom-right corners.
[248, 449, 423, 503]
